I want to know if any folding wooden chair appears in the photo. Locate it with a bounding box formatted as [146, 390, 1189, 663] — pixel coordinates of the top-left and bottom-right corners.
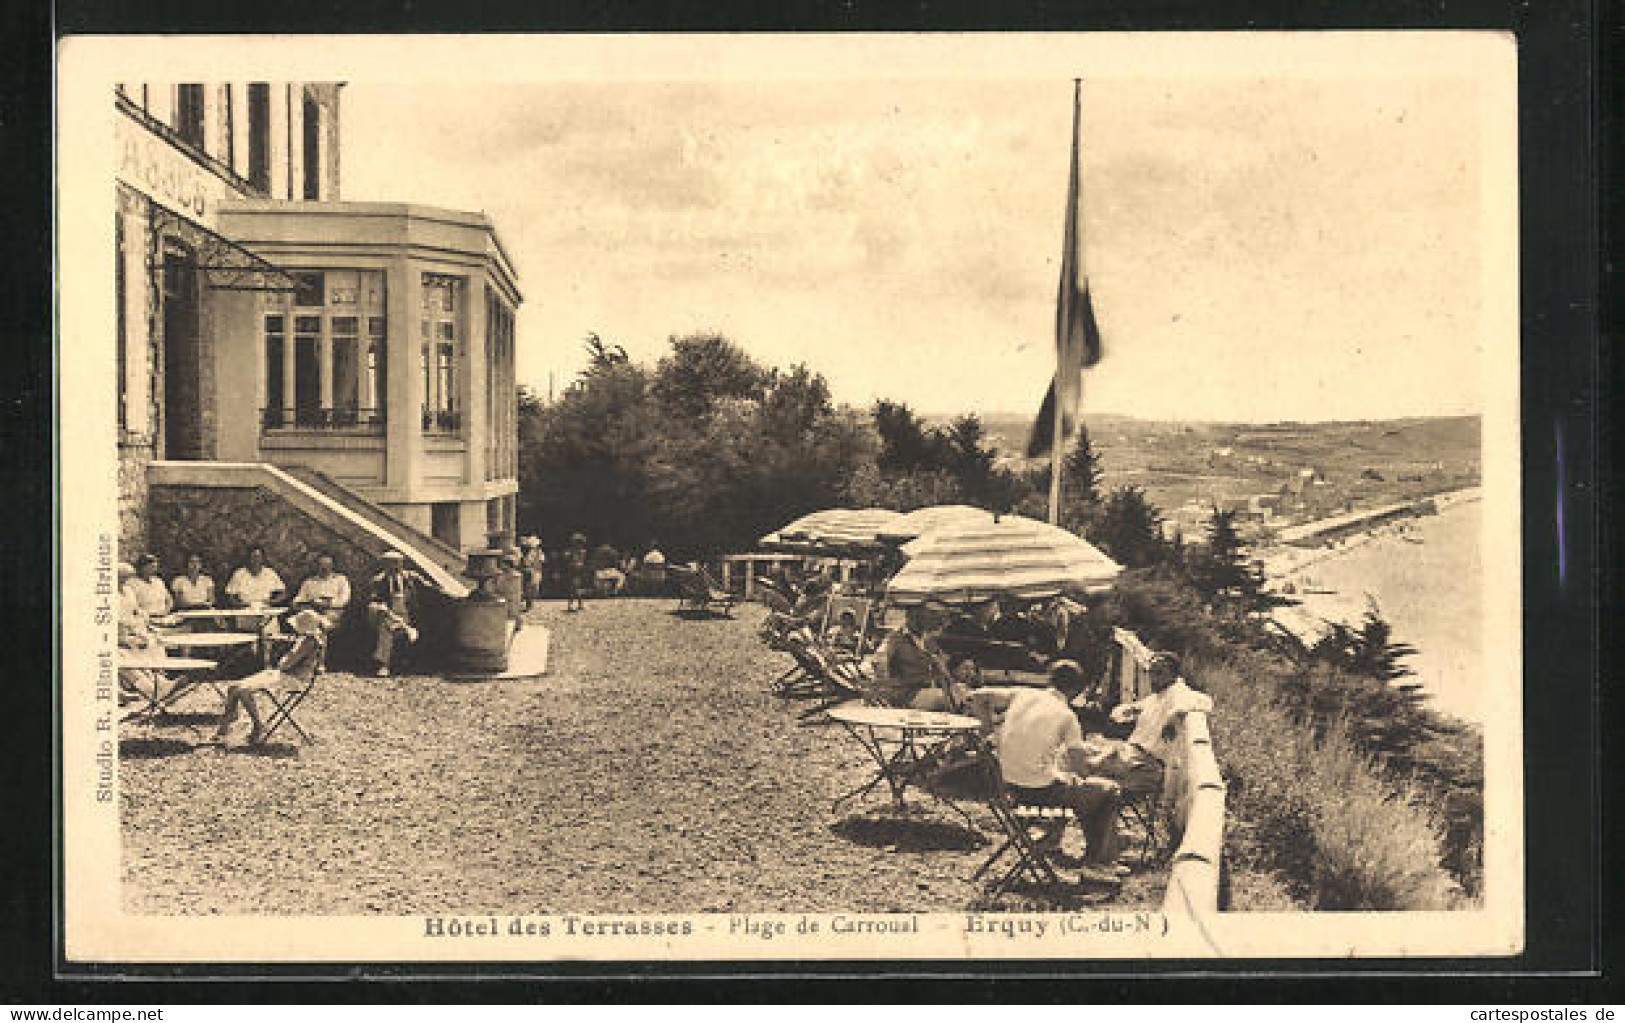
[966, 743, 1067, 896]
[253, 638, 327, 747]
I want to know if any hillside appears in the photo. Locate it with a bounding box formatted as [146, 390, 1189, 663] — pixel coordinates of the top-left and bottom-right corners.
[922, 412, 1481, 536]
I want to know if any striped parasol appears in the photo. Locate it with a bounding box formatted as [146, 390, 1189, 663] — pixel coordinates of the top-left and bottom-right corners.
[874, 504, 994, 543]
[761, 507, 906, 550]
[888, 513, 1121, 605]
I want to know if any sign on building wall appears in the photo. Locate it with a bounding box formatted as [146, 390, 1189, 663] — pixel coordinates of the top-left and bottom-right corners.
[115, 110, 243, 227]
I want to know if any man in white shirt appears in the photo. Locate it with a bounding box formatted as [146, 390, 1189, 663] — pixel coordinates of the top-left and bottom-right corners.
[292, 552, 352, 631]
[992, 661, 1125, 879]
[225, 546, 287, 607]
[1088, 652, 1214, 796]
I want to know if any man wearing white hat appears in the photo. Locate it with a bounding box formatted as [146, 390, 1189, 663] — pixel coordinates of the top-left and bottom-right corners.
[365, 550, 430, 676]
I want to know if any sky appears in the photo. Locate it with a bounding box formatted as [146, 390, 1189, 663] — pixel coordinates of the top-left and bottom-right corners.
[341, 67, 1494, 423]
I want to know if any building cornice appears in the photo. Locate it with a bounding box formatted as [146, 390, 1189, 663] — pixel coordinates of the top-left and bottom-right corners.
[220, 200, 523, 302]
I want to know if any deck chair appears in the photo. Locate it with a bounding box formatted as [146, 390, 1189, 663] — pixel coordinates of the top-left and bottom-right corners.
[253, 636, 328, 746]
[772, 634, 876, 719]
[671, 565, 736, 617]
[820, 595, 875, 655]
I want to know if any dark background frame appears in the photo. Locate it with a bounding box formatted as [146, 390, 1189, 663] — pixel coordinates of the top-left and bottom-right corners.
[7, 0, 1610, 1001]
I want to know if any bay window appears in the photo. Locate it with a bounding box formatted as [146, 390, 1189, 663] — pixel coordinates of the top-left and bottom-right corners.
[261, 269, 388, 430]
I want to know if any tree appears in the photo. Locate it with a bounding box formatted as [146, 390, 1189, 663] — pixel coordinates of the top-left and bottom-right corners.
[517, 353, 659, 551]
[582, 331, 629, 373]
[872, 399, 944, 473]
[1087, 485, 1168, 569]
[1063, 426, 1104, 507]
[652, 332, 767, 420]
[1026, 426, 1103, 531]
[1190, 506, 1274, 609]
[1309, 605, 1420, 685]
[944, 414, 997, 502]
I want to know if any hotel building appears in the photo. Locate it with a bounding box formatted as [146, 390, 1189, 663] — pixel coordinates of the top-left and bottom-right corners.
[114, 82, 520, 564]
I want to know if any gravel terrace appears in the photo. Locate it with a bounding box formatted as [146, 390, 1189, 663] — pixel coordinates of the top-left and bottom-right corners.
[121, 599, 1170, 915]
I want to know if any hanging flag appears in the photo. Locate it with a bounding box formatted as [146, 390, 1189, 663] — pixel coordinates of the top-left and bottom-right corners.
[1026, 80, 1103, 459]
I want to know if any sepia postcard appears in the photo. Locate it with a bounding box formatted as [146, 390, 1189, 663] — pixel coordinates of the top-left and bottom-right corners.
[57, 31, 1523, 966]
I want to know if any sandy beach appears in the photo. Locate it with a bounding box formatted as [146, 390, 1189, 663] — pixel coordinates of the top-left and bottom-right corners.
[1264, 493, 1484, 722]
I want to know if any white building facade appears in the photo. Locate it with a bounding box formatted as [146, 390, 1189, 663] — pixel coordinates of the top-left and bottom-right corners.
[114, 83, 520, 555]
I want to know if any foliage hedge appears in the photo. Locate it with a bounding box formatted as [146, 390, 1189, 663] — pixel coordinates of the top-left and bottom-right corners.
[1089, 569, 1483, 908]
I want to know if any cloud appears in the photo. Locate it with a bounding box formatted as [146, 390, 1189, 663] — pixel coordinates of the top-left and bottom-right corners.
[343, 72, 1492, 420]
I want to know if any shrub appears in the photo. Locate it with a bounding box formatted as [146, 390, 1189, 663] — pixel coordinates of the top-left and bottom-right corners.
[1100, 570, 1484, 899]
[1198, 658, 1460, 910]
[1303, 719, 1459, 910]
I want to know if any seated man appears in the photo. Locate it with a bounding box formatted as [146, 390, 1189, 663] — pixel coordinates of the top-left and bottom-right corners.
[128, 553, 173, 617]
[291, 552, 351, 632]
[1081, 652, 1213, 797]
[225, 546, 286, 608]
[366, 550, 431, 676]
[991, 660, 1126, 881]
[212, 609, 326, 746]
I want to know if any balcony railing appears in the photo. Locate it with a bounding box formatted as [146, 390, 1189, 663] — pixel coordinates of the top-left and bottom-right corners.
[262, 406, 386, 431]
[422, 407, 463, 433]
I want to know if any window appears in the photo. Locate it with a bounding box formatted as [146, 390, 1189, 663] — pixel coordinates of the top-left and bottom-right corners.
[484, 287, 516, 480]
[175, 84, 205, 148]
[264, 315, 286, 427]
[247, 83, 270, 193]
[261, 269, 388, 431]
[302, 91, 322, 200]
[421, 274, 462, 432]
[294, 315, 321, 425]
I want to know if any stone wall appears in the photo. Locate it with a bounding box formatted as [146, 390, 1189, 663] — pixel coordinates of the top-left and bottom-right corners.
[117, 441, 154, 557]
[149, 481, 458, 667]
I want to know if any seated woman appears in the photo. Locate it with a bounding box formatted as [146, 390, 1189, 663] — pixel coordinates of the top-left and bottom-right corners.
[825, 608, 863, 651]
[116, 562, 171, 704]
[872, 606, 951, 708]
[170, 552, 216, 611]
[212, 609, 326, 746]
[128, 553, 173, 617]
[911, 656, 981, 713]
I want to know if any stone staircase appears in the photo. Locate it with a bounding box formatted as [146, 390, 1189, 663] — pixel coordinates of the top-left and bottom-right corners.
[276, 464, 468, 579]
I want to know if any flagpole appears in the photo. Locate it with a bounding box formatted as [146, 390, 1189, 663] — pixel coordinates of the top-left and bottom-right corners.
[1049, 78, 1081, 526]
